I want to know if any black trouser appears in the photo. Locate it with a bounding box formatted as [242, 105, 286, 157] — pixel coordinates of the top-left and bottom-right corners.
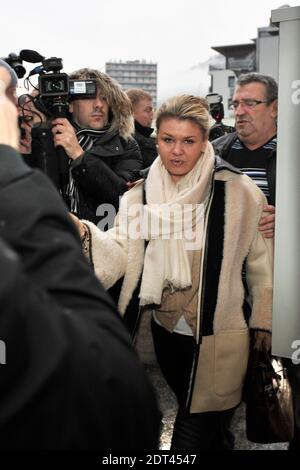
[282, 358, 300, 450]
[151, 319, 235, 450]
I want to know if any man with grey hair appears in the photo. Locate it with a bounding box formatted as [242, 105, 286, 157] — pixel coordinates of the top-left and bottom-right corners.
[213, 72, 300, 450]
[0, 58, 18, 104]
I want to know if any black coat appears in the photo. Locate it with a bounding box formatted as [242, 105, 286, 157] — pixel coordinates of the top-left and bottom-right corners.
[0, 144, 160, 450]
[71, 131, 143, 223]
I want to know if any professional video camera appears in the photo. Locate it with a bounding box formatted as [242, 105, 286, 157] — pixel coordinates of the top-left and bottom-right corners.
[206, 93, 235, 142]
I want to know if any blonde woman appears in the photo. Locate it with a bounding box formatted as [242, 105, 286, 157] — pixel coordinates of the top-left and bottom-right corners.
[72, 95, 273, 450]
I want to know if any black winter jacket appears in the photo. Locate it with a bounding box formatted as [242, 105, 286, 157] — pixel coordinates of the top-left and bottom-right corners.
[71, 131, 143, 223]
[212, 132, 277, 205]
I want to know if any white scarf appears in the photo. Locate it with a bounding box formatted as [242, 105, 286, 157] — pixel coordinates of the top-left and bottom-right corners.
[139, 141, 215, 306]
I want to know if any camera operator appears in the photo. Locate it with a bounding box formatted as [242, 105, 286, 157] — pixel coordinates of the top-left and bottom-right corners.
[51, 68, 143, 226]
[0, 60, 160, 450]
[212, 73, 300, 450]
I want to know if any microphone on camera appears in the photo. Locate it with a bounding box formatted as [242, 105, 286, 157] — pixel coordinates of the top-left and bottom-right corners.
[19, 49, 45, 64]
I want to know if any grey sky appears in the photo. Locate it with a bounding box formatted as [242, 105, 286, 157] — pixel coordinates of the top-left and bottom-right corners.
[2, 0, 299, 102]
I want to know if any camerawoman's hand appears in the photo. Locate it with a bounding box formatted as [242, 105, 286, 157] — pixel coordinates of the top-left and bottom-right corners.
[52, 118, 83, 160]
[0, 84, 19, 151]
[19, 120, 32, 154]
[254, 330, 272, 351]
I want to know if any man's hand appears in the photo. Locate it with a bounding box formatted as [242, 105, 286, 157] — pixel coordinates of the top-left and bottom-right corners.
[258, 204, 275, 239]
[0, 86, 19, 150]
[52, 118, 83, 160]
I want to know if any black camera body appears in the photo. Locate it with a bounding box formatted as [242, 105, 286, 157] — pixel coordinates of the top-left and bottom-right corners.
[206, 93, 235, 141]
[39, 73, 69, 97]
[38, 57, 68, 99]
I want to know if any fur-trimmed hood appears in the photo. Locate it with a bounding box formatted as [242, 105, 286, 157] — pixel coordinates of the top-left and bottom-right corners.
[69, 68, 134, 140]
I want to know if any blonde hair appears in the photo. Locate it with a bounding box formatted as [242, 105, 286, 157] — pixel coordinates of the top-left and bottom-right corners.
[156, 95, 210, 139]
